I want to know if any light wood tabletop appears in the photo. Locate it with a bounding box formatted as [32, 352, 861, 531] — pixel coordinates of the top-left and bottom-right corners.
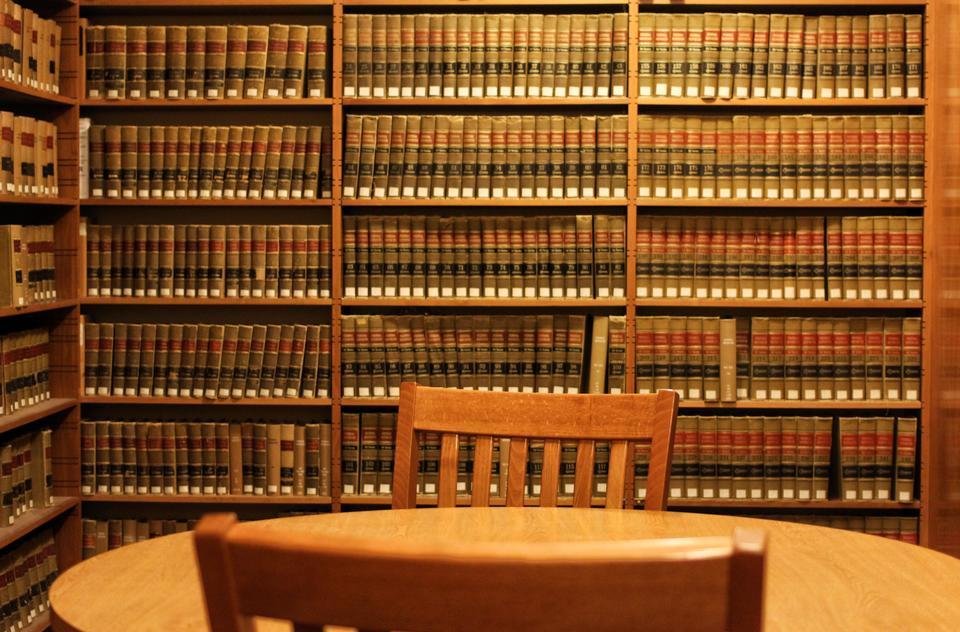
[50, 508, 960, 632]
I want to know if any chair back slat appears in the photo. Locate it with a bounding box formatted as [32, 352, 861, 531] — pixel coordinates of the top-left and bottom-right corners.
[505, 438, 529, 507]
[438, 433, 460, 508]
[604, 441, 629, 509]
[573, 440, 596, 508]
[197, 513, 767, 632]
[538, 439, 562, 507]
[393, 384, 680, 510]
[471, 436, 494, 507]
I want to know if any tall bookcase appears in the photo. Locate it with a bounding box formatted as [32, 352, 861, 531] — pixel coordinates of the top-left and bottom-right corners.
[0, 1, 952, 612]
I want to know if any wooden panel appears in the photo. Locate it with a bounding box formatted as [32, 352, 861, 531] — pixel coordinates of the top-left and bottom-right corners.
[926, 0, 960, 556]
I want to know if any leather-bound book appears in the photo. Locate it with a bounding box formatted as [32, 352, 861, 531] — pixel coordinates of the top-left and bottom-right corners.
[224, 24, 246, 99]
[306, 25, 327, 97]
[125, 26, 147, 99]
[244, 25, 268, 98]
[185, 26, 205, 98]
[103, 25, 126, 99]
[264, 24, 288, 98]
[203, 25, 226, 99]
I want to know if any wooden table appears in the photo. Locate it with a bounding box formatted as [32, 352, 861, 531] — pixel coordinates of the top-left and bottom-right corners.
[50, 508, 960, 631]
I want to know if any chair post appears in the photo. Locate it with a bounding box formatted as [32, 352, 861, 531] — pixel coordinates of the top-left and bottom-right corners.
[643, 389, 679, 511]
[392, 381, 420, 509]
[727, 528, 767, 632]
[194, 513, 253, 632]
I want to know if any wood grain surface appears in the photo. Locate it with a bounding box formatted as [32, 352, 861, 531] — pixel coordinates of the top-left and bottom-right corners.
[51, 508, 960, 632]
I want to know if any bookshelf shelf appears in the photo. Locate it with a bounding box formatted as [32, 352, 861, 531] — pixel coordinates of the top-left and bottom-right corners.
[0, 300, 76, 321]
[633, 299, 924, 310]
[0, 82, 75, 107]
[81, 495, 332, 505]
[21, 611, 49, 632]
[634, 97, 926, 108]
[80, 297, 334, 307]
[80, 98, 334, 108]
[80, 396, 333, 406]
[0, 399, 78, 437]
[81, 0, 334, 8]
[343, 98, 631, 107]
[0, 497, 80, 551]
[344, 199, 629, 207]
[0, 196, 75, 207]
[339, 496, 922, 510]
[635, 199, 925, 208]
[80, 199, 333, 207]
[668, 499, 922, 510]
[341, 298, 627, 307]
[342, 0, 626, 4]
[341, 398, 923, 410]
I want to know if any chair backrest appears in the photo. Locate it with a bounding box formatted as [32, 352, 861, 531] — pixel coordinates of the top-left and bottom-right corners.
[195, 512, 766, 632]
[392, 384, 679, 510]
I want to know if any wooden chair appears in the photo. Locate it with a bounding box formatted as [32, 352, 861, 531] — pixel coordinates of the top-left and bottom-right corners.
[195, 512, 767, 632]
[392, 384, 680, 510]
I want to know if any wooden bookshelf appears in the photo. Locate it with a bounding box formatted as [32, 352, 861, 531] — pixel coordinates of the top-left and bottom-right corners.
[3, 0, 933, 578]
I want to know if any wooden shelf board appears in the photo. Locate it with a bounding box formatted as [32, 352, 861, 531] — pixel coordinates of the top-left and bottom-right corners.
[81, 495, 332, 505]
[81, 297, 333, 307]
[0, 399, 78, 437]
[81, 98, 333, 108]
[0, 497, 80, 551]
[629, 0, 926, 4]
[0, 81, 75, 107]
[80, 198, 332, 207]
[339, 496, 921, 510]
[341, 398, 922, 410]
[341, 298, 627, 307]
[82, 0, 333, 6]
[0, 300, 76, 320]
[635, 97, 925, 107]
[80, 396, 333, 407]
[344, 0, 625, 4]
[636, 199, 925, 208]
[678, 400, 922, 410]
[0, 195, 74, 207]
[668, 499, 922, 510]
[343, 97, 630, 107]
[344, 199, 628, 207]
[634, 299, 924, 309]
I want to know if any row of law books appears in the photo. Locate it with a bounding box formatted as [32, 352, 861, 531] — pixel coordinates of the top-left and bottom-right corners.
[81, 420, 332, 498]
[343, 215, 626, 300]
[635, 215, 923, 301]
[776, 515, 917, 544]
[670, 415, 916, 502]
[638, 13, 922, 100]
[0, 225, 56, 309]
[0, 429, 53, 526]
[342, 13, 628, 99]
[83, 519, 193, 559]
[343, 114, 627, 200]
[838, 417, 917, 502]
[341, 314, 627, 398]
[0, 532, 57, 631]
[0, 113, 58, 198]
[84, 223, 332, 300]
[82, 322, 332, 401]
[0, 1, 62, 95]
[0, 329, 50, 417]
[633, 316, 921, 403]
[84, 23, 328, 100]
[83, 122, 333, 201]
[637, 114, 924, 201]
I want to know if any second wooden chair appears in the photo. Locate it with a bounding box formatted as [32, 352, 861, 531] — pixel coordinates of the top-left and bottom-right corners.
[392, 384, 680, 510]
